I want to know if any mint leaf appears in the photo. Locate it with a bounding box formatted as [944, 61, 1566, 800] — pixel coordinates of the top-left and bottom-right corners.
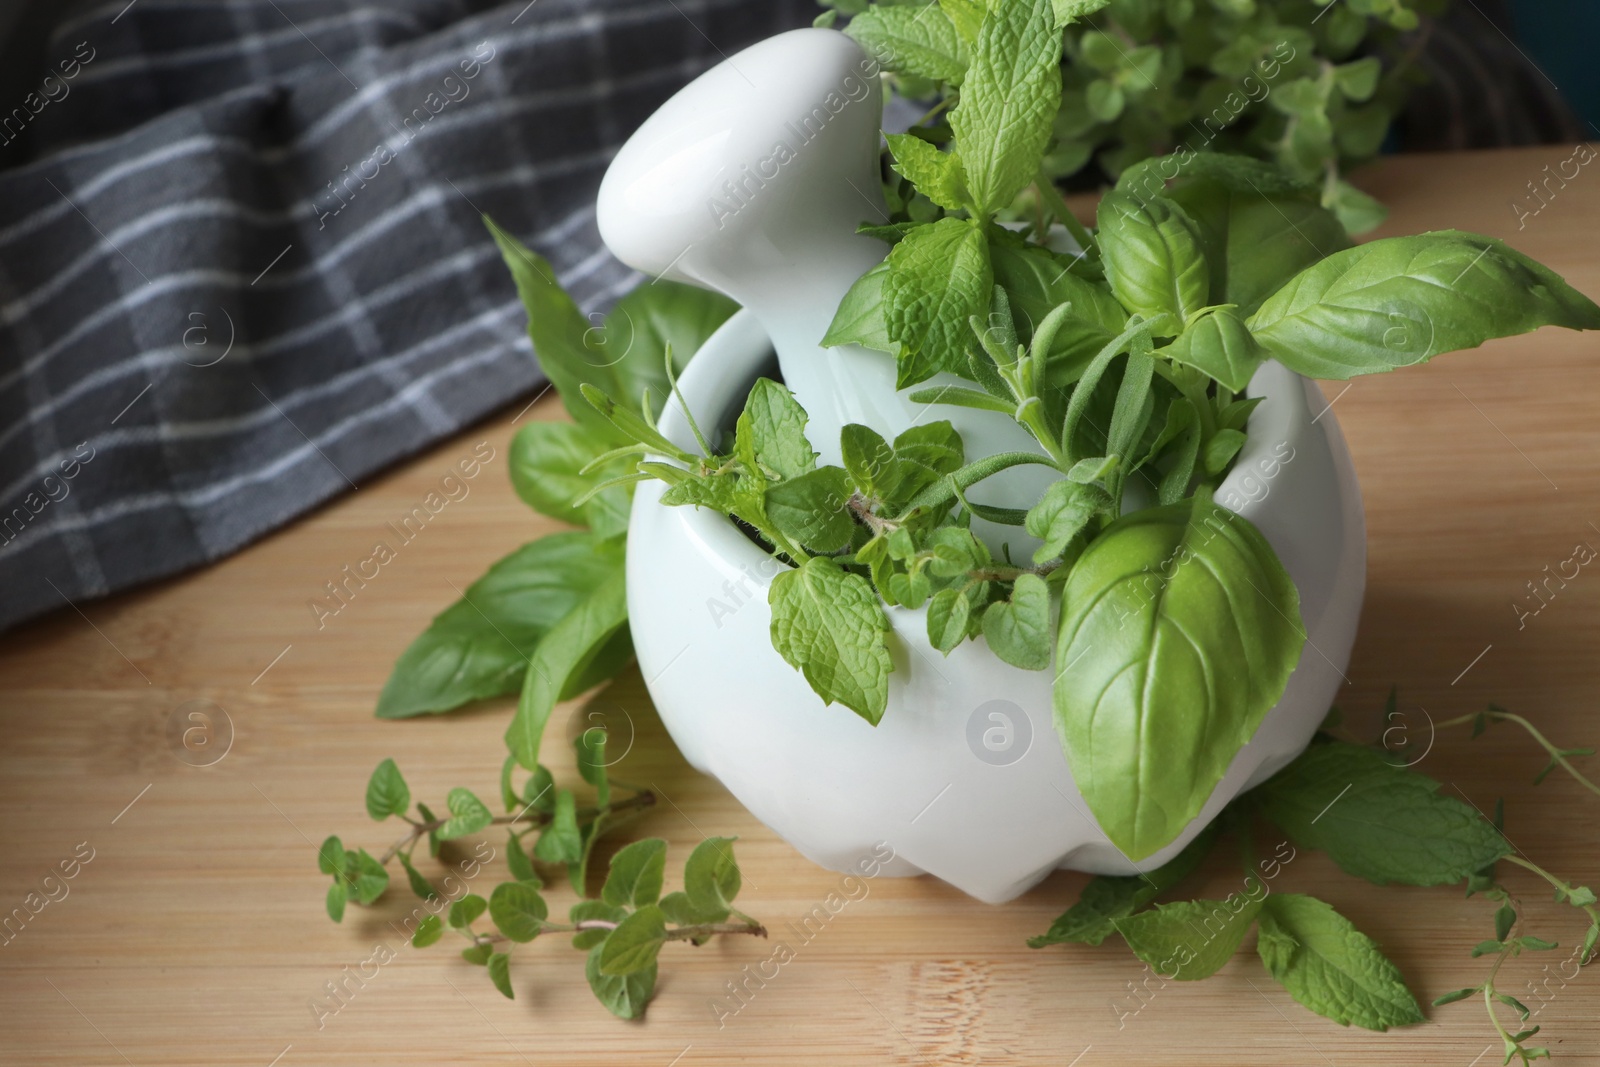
[735, 379, 816, 481]
[1256, 893, 1424, 1031]
[586, 943, 657, 1019]
[1163, 306, 1267, 392]
[981, 573, 1053, 670]
[886, 134, 969, 212]
[1026, 480, 1108, 564]
[602, 839, 669, 909]
[364, 758, 410, 821]
[1030, 826, 1215, 947]
[883, 218, 994, 387]
[683, 837, 742, 923]
[1053, 0, 1113, 24]
[949, 0, 1064, 214]
[487, 952, 514, 999]
[769, 558, 893, 724]
[438, 787, 493, 840]
[1096, 191, 1209, 332]
[843, 4, 969, 85]
[489, 880, 548, 943]
[941, 0, 984, 40]
[841, 421, 964, 513]
[509, 420, 632, 537]
[1055, 491, 1303, 860]
[1252, 740, 1511, 886]
[411, 914, 444, 948]
[1113, 895, 1263, 979]
[376, 532, 624, 719]
[533, 789, 583, 864]
[598, 904, 668, 976]
[1248, 230, 1600, 380]
[765, 467, 856, 553]
[504, 566, 628, 770]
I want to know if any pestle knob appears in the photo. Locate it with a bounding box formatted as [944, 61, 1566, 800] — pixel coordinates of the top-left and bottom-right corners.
[597, 28, 1052, 524]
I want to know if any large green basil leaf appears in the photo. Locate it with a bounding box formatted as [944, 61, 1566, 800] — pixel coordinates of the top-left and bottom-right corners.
[488, 218, 736, 428]
[1162, 306, 1267, 392]
[1247, 230, 1600, 380]
[377, 532, 624, 718]
[504, 567, 629, 769]
[1164, 176, 1350, 316]
[1054, 491, 1303, 860]
[508, 420, 631, 538]
[1095, 191, 1209, 333]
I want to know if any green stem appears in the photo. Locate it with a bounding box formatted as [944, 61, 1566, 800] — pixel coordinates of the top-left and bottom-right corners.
[1034, 171, 1098, 256]
[381, 789, 655, 865]
[1436, 709, 1600, 797]
[1503, 855, 1600, 927]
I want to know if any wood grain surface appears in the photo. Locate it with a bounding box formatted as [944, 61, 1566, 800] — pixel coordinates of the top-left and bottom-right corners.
[3, 145, 1600, 1066]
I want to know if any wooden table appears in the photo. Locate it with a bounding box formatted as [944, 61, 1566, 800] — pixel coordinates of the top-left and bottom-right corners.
[4, 145, 1599, 1066]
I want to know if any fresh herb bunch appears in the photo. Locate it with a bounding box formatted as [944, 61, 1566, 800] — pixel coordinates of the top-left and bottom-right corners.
[821, 0, 1445, 232]
[320, 736, 764, 1017]
[1034, 689, 1599, 1060]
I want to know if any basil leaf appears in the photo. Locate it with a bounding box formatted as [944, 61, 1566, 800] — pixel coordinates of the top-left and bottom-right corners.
[504, 566, 628, 770]
[1029, 825, 1215, 947]
[487, 219, 735, 428]
[981, 573, 1053, 670]
[376, 532, 624, 719]
[1114, 895, 1263, 980]
[886, 133, 969, 213]
[765, 467, 856, 553]
[769, 558, 891, 724]
[1096, 191, 1209, 332]
[1257, 893, 1425, 1031]
[735, 379, 816, 481]
[598, 904, 668, 976]
[883, 217, 995, 386]
[822, 259, 897, 354]
[1251, 740, 1511, 886]
[364, 758, 409, 821]
[949, 0, 1063, 214]
[509, 420, 631, 537]
[1054, 491, 1303, 860]
[586, 943, 657, 1019]
[843, 4, 969, 85]
[602, 838, 668, 909]
[1163, 306, 1268, 393]
[1248, 230, 1600, 380]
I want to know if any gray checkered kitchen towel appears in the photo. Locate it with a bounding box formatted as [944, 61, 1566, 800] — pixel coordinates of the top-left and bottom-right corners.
[0, 0, 813, 633]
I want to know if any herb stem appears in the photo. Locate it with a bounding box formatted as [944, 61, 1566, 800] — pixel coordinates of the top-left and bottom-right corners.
[380, 789, 655, 865]
[1435, 709, 1600, 797]
[1503, 854, 1600, 927]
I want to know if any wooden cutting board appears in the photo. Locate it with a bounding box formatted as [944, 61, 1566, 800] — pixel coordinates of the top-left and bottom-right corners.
[3, 145, 1599, 1066]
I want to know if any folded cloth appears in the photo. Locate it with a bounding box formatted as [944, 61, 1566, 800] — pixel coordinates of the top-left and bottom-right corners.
[0, 0, 812, 633]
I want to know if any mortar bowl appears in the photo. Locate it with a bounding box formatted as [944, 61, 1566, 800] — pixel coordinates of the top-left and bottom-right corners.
[626, 310, 1366, 903]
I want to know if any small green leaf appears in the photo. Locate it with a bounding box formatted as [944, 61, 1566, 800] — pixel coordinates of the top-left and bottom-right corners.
[1164, 306, 1267, 392]
[683, 837, 742, 923]
[822, 260, 897, 354]
[576, 729, 610, 810]
[883, 218, 995, 386]
[1518, 935, 1559, 951]
[448, 894, 488, 930]
[769, 558, 892, 725]
[416, 802, 441, 858]
[598, 904, 668, 976]
[586, 943, 657, 1019]
[1114, 895, 1262, 980]
[317, 835, 346, 876]
[1432, 987, 1480, 1006]
[571, 899, 628, 950]
[460, 942, 492, 965]
[886, 134, 969, 212]
[351, 849, 388, 905]
[1029, 827, 1216, 947]
[365, 758, 410, 820]
[487, 952, 514, 999]
[1026, 480, 1108, 564]
[1256, 894, 1425, 1031]
[438, 787, 494, 841]
[533, 789, 583, 864]
[505, 830, 539, 885]
[523, 766, 556, 812]
[1333, 57, 1381, 102]
[326, 882, 347, 923]
[927, 588, 973, 654]
[765, 468, 856, 553]
[603, 839, 669, 909]
[981, 573, 1053, 670]
[411, 914, 444, 948]
[736, 379, 816, 482]
[1495, 902, 1517, 943]
[489, 880, 548, 943]
[842, 4, 969, 85]
[398, 853, 439, 901]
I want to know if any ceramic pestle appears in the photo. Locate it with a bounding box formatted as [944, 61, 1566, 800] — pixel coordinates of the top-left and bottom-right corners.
[596, 29, 1056, 525]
